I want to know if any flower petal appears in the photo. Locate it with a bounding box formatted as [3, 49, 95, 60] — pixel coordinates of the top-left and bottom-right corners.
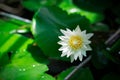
[58, 41, 68, 46]
[66, 28, 72, 33]
[60, 29, 72, 36]
[58, 25, 93, 62]
[83, 40, 91, 44]
[81, 50, 87, 57]
[58, 46, 67, 51]
[86, 33, 94, 39]
[86, 45, 92, 51]
[78, 53, 83, 61]
[70, 55, 75, 62]
[66, 50, 73, 57]
[75, 25, 81, 33]
[61, 52, 67, 57]
[74, 52, 79, 60]
[60, 29, 67, 35]
[82, 30, 86, 34]
[61, 47, 69, 57]
[58, 36, 68, 41]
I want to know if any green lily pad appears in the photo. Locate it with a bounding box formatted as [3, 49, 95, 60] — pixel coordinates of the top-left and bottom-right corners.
[59, 0, 104, 24]
[0, 34, 49, 80]
[31, 6, 90, 60]
[57, 67, 94, 80]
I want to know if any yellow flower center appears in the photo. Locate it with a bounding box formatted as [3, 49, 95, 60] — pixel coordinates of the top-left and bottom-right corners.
[69, 36, 83, 50]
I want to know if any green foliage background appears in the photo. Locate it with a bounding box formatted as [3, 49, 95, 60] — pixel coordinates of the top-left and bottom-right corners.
[0, 0, 120, 80]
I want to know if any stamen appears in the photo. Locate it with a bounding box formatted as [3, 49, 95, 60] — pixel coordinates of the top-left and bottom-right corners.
[69, 36, 83, 50]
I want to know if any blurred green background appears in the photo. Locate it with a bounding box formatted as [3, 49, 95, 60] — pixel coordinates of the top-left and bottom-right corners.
[0, 0, 120, 80]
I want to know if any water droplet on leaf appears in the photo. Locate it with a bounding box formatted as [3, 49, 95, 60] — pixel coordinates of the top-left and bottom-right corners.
[23, 68, 26, 71]
[41, 76, 44, 78]
[32, 65, 36, 67]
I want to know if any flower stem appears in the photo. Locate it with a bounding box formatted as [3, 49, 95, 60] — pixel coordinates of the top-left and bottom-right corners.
[0, 11, 31, 23]
[105, 28, 120, 46]
[64, 55, 92, 80]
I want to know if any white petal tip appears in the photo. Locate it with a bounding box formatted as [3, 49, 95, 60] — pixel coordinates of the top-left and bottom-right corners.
[87, 33, 94, 39]
[77, 25, 80, 28]
[75, 25, 81, 32]
[61, 53, 67, 57]
[58, 25, 93, 63]
[70, 60, 74, 63]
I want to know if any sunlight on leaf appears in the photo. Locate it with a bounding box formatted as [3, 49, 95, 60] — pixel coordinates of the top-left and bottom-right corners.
[59, 0, 104, 24]
[0, 18, 49, 79]
[0, 34, 49, 80]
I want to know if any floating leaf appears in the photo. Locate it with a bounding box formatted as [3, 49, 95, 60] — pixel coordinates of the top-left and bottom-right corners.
[91, 44, 109, 69]
[103, 39, 120, 64]
[39, 73, 55, 80]
[57, 67, 74, 80]
[21, 0, 61, 11]
[0, 19, 19, 32]
[59, 0, 104, 24]
[0, 17, 31, 66]
[0, 34, 49, 80]
[73, 0, 112, 12]
[31, 6, 90, 60]
[91, 23, 109, 32]
[57, 67, 94, 80]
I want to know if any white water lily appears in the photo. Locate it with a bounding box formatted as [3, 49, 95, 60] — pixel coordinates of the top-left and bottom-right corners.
[58, 25, 94, 62]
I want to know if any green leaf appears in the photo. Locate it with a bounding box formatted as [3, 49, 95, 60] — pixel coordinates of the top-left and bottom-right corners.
[0, 18, 30, 34]
[91, 23, 109, 32]
[0, 12, 49, 80]
[0, 51, 48, 80]
[59, 0, 104, 24]
[0, 52, 48, 80]
[109, 39, 120, 54]
[0, 34, 49, 80]
[0, 33, 33, 59]
[0, 34, 21, 59]
[0, 19, 19, 32]
[103, 39, 120, 64]
[21, 0, 61, 11]
[102, 73, 120, 80]
[57, 67, 74, 80]
[31, 6, 90, 60]
[70, 68, 94, 80]
[0, 17, 31, 66]
[91, 44, 109, 69]
[39, 73, 55, 80]
[74, 0, 112, 12]
[57, 67, 94, 80]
